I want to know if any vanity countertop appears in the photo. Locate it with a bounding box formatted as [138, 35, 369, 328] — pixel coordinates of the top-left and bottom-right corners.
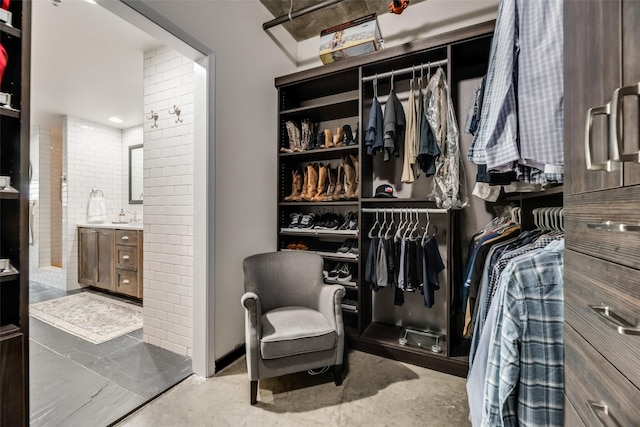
[77, 223, 143, 230]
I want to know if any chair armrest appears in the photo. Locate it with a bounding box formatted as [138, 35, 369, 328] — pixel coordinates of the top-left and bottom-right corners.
[241, 292, 262, 380]
[314, 284, 346, 333]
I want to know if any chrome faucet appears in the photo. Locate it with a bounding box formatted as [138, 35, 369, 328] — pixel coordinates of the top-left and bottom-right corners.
[126, 210, 140, 223]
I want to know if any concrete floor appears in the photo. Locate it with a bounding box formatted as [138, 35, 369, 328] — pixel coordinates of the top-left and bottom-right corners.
[118, 350, 471, 426]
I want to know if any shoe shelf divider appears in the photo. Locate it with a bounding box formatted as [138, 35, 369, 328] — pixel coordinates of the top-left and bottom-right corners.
[275, 19, 493, 378]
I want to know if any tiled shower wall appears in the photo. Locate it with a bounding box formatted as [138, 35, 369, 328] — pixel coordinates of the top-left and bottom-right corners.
[142, 46, 195, 357]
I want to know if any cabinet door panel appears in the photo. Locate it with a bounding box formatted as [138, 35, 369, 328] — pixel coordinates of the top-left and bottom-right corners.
[0, 332, 25, 426]
[95, 230, 114, 290]
[564, 0, 622, 194]
[78, 228, 97, 285]
[622, 0, 640, 185]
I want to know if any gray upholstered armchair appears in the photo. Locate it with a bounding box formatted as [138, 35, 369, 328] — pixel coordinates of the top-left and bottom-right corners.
[241, 251, 346, 405]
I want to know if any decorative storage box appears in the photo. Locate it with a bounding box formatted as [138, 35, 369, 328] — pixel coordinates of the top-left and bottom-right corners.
[319, 14, 381, 65]
[0, 9, 11, 26]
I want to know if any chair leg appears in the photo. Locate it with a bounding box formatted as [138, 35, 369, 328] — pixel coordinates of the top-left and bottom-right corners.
[334, 364, 343, 386]
[250, 380, 258, 405]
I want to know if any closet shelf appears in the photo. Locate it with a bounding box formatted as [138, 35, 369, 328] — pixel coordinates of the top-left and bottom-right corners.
[0, 186, 19, 199]
[0, 324, 20, 336]
[0, 22, 21, 38]
[280, 228, 358, 237]
[360, 198, 440, 204]
[0, 264, 19, 283]
[325, 278, 358, 289]
[279, 97, 359, 121]
[280, 201, 359, 207]
[360, 322, 449, 357]
[502, 185, 563, 201]
[0, 106, 20, 118]
[280, 145, 358, 161]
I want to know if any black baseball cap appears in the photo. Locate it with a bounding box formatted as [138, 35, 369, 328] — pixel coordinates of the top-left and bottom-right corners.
[374, 184, 396, 198]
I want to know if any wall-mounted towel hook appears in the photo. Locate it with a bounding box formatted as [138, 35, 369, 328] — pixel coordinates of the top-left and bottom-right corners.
[147, 111, 159, 128]
[168, 105, 183, 123]
[90, 188, 104, 198]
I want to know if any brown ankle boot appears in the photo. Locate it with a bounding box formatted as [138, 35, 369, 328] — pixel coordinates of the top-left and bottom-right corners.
[313, 164, 328, 201]
[333, 127, 344, 146]
[321, 129, 333, 148]
[304, 163, 319, 201]
[284, 169, 302, 201]
[293, 168, 308, 201]
[343, 155, 357, 200]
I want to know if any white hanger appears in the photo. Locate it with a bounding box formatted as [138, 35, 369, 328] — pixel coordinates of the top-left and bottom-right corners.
[378, 209, 388, 238]
[395, 208, 408, 242]
[368, 208, 380, 238]
[384, 209, 396, 240]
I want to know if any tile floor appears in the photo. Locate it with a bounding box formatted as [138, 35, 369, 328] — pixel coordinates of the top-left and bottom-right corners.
[29, 282, 192, 427]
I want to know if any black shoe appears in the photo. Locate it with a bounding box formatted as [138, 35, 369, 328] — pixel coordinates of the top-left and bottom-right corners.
[347, 240, 358, 255]
[342, 124, 354, 146]
[299, 213, 315, 228]
[324, 213, 342, 230]
[327, 263, 342, 280]
[337, 239, 352, 253]
[337, 264, 353, 282]
[288, 212, 302, 228]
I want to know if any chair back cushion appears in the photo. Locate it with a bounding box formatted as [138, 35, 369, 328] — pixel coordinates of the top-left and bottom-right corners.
[260, 306, 336, 359]
[243, 251, 324, 312]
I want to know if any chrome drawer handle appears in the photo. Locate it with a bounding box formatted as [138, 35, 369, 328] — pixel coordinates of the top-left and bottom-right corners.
[122, 255, 130, 260]
[585, 103, 618, 171]
[611, 82, 640, 162]
[587, 221, 640, 232]
[586, 400, 618, 427]
[122, 279, 130, 284]
[121, 236, 129, 240]
[589, 305, 640, 335]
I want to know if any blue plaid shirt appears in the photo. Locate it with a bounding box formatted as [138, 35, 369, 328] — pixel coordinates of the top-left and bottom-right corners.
[468, 0, 564, 183]
[482, 239, 564, 427]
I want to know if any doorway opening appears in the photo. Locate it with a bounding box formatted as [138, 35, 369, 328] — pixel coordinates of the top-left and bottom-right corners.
[28, 1, 209, 425]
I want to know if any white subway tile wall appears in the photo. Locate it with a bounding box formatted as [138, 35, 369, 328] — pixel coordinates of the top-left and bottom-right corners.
[143, 46, 195, 357]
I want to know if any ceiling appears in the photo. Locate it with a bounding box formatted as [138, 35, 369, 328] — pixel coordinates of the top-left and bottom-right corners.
[260, 0, 426, 41]
[31, 0, 162, 130]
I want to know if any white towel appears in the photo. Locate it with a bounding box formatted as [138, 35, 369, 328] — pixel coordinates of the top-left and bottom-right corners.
[87, 197, 107, 223]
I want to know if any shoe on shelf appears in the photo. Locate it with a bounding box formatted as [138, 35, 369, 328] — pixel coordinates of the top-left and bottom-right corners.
[299, 213, 316, 229]
[313, 211, 329, 229]
[288, 212, 302, 228]
[327, 263, 342, 281]
[337, 264, 353, 282]
[347, 240, 359, 255]
[337, 239, 353, 253]
[323, 213, 343, 230]
[342, 124, 355, 146]
[286, 241, 298, 250]
[346, 212, 358, 230]
[295, 242, 308, 250]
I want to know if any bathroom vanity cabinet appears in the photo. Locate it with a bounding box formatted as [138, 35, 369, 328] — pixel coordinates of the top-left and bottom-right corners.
[78, 225, 143, 299]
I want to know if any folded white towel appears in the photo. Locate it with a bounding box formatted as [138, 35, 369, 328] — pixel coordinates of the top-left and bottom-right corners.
[87, 197, 107, 223]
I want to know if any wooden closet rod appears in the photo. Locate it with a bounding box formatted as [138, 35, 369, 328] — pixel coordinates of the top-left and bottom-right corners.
[361, 58, 448, 83]
[361, 208, 448, 214]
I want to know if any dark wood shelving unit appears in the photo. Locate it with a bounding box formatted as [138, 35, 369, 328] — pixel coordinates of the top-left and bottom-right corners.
[0, 2, 31, 426]
[275, 20, 494, 379]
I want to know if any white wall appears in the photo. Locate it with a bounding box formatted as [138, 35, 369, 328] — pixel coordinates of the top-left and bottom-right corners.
[135, 0, 295, 364]
[142, 46, 195, 357]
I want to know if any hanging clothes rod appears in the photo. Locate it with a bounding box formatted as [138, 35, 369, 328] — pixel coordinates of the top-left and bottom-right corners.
[361, 207, 448, 214]
[361, 58, 449, 83]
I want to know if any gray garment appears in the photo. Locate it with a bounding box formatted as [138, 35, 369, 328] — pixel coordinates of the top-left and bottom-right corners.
[376, 238, 388, 289]
[382, 89, 406, 162]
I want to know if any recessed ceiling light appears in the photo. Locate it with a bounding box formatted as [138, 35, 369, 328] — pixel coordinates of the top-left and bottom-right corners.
[85, 0, 97, 4]
[108, 117, 123, 123]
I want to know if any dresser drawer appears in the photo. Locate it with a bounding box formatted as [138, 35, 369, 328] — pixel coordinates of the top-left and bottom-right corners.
[564, 250, 640, 389]
[565, 190, 640, 269]
[115, 229, 139, 246]
[115, 269, 138, 298]
[564, 395, 585, 427]
[565, 323, 640, 427]
[115, 245, 138, 271]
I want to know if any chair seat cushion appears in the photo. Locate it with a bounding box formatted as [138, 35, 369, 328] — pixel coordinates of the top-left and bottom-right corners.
[260, 306, 336, 360]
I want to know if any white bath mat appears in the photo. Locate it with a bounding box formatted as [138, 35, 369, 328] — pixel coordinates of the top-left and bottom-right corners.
[29, 292, 142, 345]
